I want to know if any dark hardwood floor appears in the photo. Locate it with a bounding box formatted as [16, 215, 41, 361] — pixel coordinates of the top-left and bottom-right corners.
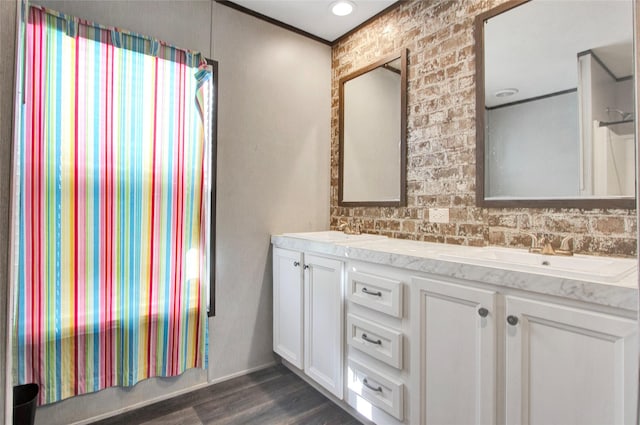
[92, 364, 362, 425]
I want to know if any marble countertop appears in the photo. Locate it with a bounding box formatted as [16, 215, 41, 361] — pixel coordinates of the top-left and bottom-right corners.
[271, 233, 639, 312]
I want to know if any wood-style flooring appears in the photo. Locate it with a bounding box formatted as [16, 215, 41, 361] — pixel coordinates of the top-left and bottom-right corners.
[92, 364, 363, 425]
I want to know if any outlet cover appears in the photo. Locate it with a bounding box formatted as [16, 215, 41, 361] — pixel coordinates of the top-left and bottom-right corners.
[429, 208, 449, 223]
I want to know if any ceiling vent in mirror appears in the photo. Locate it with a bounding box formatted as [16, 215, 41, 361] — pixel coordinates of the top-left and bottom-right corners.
[494, 88, 519, 98]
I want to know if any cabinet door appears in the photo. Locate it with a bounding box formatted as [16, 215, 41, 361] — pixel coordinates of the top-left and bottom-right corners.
[273, 247, 304, 369]
[304, 254, 344, 399]
[505, 296, 638, 425]
[411, 276, 497, 425]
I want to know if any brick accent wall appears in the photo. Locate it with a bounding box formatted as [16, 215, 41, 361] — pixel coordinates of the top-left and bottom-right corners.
[330, 0, 637, 257]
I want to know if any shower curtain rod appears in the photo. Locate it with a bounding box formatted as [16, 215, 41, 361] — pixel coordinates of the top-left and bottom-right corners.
[599, 119, 634, 128]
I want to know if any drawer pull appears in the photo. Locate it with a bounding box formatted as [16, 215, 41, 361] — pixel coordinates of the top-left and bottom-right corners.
[362, 287, 382, 297]
[363, 378, 383, 393]
[361, 333, 382, 345]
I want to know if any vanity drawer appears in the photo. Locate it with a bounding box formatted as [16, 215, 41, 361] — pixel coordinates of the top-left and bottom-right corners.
[347, 314, 403, 369]
[347, 358, 404, 420]
[348, 270, 403, 318]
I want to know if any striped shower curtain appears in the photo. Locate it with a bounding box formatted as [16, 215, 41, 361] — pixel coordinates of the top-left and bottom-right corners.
[13, 6, 211, 404]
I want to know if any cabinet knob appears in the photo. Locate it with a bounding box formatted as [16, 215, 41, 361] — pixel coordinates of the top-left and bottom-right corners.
[478, 307, 489, 318]
[507, 315, 519, 326]
[303, 264, 309, 270]
[293, 261, 300, 267]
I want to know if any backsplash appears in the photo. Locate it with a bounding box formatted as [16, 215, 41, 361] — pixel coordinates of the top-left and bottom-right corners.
[330, 0, 637, 257]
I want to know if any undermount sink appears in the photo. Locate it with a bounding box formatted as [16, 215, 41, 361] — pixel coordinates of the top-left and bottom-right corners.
[439, 247, 637, 283]
[281, 231, 387, 243]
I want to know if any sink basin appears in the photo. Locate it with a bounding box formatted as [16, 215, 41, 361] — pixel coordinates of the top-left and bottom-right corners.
[439, 247, 637, 283]
[441, 248, 637, 282]
[281, 231, 387, 243]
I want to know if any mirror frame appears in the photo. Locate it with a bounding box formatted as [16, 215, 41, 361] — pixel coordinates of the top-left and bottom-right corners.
[474, 0, 636, 209]
[338, 48, 408, 207]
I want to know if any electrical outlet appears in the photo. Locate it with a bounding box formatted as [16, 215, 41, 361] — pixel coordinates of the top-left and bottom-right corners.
[429, 208, 449, 224]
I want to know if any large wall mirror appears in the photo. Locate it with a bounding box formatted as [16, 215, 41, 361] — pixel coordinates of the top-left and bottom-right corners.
[339, 49, 408, 207]
[475, 0, 636, 208]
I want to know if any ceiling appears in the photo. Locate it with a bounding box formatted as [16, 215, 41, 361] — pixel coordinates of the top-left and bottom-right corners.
[227, 0, 397, 42]
[485, 0, 634, 108]
[223, 0, 634, 105]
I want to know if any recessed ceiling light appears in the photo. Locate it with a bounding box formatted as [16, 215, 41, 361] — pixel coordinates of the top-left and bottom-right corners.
[331, 1, 355, 16]
[495, 88, 519, 98]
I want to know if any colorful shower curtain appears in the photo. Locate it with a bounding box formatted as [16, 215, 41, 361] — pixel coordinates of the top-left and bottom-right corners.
[13, 5, 211, 404]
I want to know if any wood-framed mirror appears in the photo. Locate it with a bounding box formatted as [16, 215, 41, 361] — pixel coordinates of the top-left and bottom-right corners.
[475, 0, 636, 209]
[339, 49, 408, 207]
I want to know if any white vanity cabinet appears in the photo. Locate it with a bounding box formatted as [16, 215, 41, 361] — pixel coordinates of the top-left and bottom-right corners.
[272, 234, 638, 425]
[345, 263, 410, 424]
[305, 253, 344, 399]
[411, 276, 498, 425]
[410, 275, 638, 425]
[272, 247, 344, 399]
[505, 296, 638, 425]
[273, 247, 304, 368]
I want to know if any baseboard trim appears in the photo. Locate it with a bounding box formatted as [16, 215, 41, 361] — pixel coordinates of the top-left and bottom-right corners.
[208, 361, 278, 385]
[69, 380, 210, 425]
[69, 361, 277, 425]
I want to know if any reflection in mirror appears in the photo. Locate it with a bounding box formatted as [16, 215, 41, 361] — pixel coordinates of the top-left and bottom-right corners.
[339, 49, 407, 206]
[476, 0, 635, 208]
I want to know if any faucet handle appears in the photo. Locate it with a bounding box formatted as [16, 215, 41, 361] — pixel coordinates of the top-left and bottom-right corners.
[527, 233, 540, 253]
[560, 235, 573, 250]
[557, 235, 574, 256]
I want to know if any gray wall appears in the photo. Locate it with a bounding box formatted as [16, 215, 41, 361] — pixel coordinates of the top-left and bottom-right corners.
[486, 92, 580, 198]
[615, 78, 635, 122]
[35, 0, 214, 54]
[1, 1, 18, 424]
[209, 2, 331, 381]
[11, 1, 331, 424]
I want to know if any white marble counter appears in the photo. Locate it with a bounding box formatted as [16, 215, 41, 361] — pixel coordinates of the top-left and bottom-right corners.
[271, 233, 639, 312]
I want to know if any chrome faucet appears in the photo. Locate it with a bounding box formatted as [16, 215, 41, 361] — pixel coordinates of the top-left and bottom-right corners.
[526, 233, 573, 256]
[338, 221, 361, 235]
